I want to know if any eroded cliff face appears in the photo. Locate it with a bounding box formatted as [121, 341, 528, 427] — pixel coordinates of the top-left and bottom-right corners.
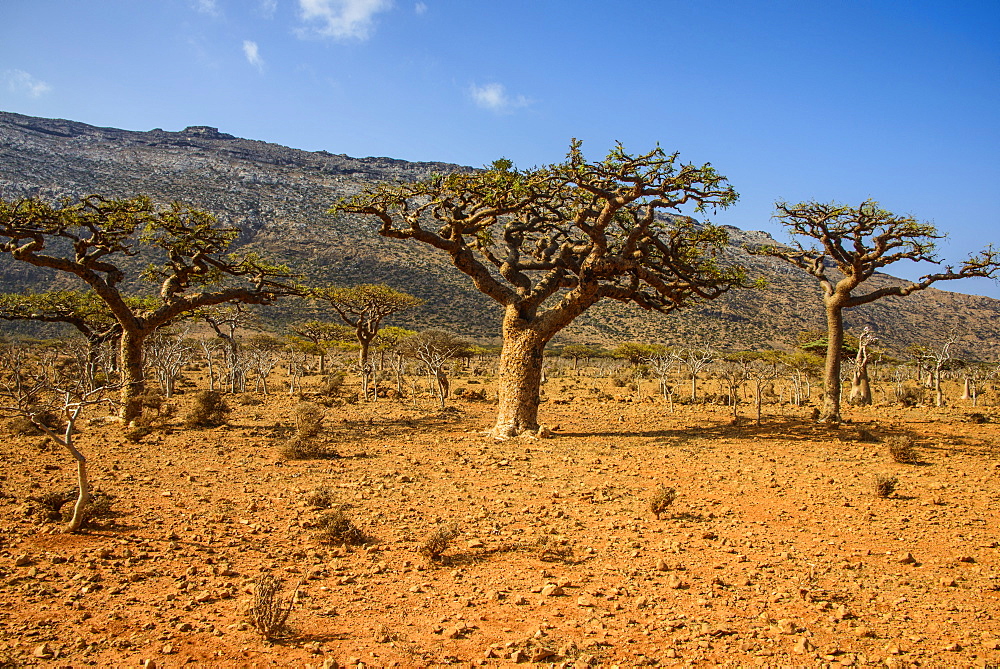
[2, 111, 999, 355]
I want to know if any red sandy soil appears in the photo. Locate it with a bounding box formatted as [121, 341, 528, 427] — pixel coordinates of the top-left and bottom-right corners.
[1, 373, 999, 668]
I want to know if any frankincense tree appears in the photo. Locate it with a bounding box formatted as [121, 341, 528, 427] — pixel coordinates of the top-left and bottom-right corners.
[758, 199, 999, 422]
[332, 141, 750, 437]
[0, 195, 299, 421]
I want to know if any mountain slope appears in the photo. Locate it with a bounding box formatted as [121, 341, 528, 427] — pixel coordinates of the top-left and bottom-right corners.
[2, 111, 998, 358]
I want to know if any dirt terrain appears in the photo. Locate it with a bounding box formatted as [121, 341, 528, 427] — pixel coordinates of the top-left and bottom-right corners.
[1, 370, 999, 668]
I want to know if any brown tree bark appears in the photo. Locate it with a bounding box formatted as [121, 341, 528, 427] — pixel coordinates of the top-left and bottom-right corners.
[491, 310, 549, 439]
[821, 299, 845, 423]
[120, 330, 146, 423]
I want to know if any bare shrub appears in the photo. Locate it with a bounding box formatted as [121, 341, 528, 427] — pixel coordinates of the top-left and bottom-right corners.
[535, 534, 576, 563]
[895, 385, 924, 407]
[874, 475, 898, 498]
[887, 435, 918, 464]
[650, 485, 677, 520]
[294, 402, 324, 440]
[27, 490, 70, 522]
[184, 390, 230, 428]
[26, 488, 116, 526]
[280, 439, 336, 460]
[420, 523, 460, 561]
[316, 509, 370, 546]
[247, 574, 297, 640]
[305, 486, 337, 509]
[124, 391, 178, 442]
[319, 371, 346, 396]
[75, 489, 117, 527]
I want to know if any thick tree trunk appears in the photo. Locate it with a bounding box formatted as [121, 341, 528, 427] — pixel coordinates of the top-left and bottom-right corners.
[849, 367, 871, 405]
[821, 301, 844, 423]
[358, 340, 371, 401]
[491, 315, 548, 439]
[120, 331, 145, 423]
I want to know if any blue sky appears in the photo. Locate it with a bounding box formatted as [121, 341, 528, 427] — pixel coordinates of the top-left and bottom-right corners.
[2, 0, 999, 297]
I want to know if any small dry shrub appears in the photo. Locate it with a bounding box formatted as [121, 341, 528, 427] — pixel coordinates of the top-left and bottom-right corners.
[535, 534, 575, 563]
[125, 392, 178, 442]
[895, 386, 924, 407]
[184, 390, 230, 428]
[304, 486, 337, 509]
[420, 523, 460, 561]
[294, 402, 324, 440]
[8, 411, 60, 436]
[280, 439, 336, 460]
[319, 371, 346, 396]
[874, 475, 898, 498]
[316, 509, 369, 546]
[886, 435, 918, 464]
[76, 489, 117, 527]
[247, 574, 296, 640]
[650, 485, 677, 520]
[238, 395, 264, 406]
[26, 488, 116, 526]
[27, 490, 69, 521]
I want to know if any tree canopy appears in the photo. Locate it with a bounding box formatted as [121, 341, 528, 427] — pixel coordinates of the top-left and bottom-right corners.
[332, 140, 752, 436]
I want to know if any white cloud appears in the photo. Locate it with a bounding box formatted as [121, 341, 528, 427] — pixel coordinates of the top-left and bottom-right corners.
[243, 40, 264, 70]
[469, 82, 529, 113]
[258, 0, 278, 17]
[414, 2, 427, 14]
[194, 0, 221, 16]
[296, 0, 393, 40]
[4, 69, 52, 98]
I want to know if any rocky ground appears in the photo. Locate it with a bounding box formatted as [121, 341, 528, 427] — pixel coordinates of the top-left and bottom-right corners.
[1, 372, 999, 668]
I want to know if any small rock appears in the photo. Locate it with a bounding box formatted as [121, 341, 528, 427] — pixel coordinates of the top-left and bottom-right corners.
[467, 538, 485, 549]
[161, 643, 175, 655]
[33, 643, 53, 658]
[956, 555, 976, 563]
[655, 558, 669, 571]
[940, 578, 957, 587]
[320, 659, 340, 669]
[667, 574, 684, 589]
[576, 594, 596, 607]
[540, 583, 564, 597]
[856, 626, 876, 639]
[943, 642, 962, 652]
[531, 648, 555, 662]
[896, 552, 916, 565]
[141, 660, 158, 669]
[776, 619, 796, 635]
[510, 649, 528, 662]
[793, 637, 814, 654]
[14, 553, 32, 567]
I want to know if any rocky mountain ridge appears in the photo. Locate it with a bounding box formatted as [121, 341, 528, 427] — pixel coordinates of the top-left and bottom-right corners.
[1, 110, 998, 358]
